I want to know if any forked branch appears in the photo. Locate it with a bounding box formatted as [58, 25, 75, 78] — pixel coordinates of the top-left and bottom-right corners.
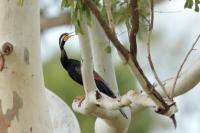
[83, 0, 174, 115]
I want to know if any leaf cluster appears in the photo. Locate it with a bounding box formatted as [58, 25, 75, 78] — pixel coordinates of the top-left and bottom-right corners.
[61, 0, 100, 33]
[184, 0, 200, 12]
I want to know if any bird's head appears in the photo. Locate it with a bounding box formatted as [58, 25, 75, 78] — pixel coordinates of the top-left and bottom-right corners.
[59, 32, 74, 49]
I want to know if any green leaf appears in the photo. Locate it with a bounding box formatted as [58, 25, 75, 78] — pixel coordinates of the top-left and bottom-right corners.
[61, 0, 67, 9]
[17, 0, 24, 7]
[184, 0, 200, 12]
[75, 20, 83, 34]
[184, 0, 194, 8]
[195, 0, 200, 12]
[105, 46, 112, 54]
[61, 0, 75, 9]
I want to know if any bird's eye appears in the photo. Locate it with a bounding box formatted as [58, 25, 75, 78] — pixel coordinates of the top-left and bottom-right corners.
[63, 35, 69, 41]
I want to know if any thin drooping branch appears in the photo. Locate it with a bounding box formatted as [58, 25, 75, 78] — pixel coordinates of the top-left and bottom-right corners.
[170, 33, 200, 98]
[147, 0, 169, 98]
[164, 59, 200, 97]
[132, 58, 200, 114]
[147, 31, 169, 98]
[149, 0, 154, 31]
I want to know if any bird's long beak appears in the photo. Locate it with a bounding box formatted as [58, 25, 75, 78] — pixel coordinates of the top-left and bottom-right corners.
[64, 32, 75, 41]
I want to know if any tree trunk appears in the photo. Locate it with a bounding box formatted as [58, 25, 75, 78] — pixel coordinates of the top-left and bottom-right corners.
[0, 0, 53, 132]
[89, 16, 131, 133]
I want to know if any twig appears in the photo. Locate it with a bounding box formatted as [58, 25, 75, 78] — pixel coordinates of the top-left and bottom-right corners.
[149, 0, 154, 31]
[147, 0, 169, 98]
[103, 0, 116, 34]
[147, 2, 177, 125]
[147, 31, 170, 98]
[170, 33, 200, 98]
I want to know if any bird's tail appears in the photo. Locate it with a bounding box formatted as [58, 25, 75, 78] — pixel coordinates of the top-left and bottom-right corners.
[119, 109, 128, 119]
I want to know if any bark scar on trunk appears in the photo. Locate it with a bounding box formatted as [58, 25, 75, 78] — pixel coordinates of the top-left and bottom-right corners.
[24, 48, 30, 65]
[0, 91, 23, 133]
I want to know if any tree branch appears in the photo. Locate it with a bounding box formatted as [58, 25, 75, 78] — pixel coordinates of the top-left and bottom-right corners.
[40, 13, 71, 31]
[84, 0, 129, 61]
[170, 33, 200, 98]
[147, 0, 169, 98]
[83, 0, 173, 115]
[131, 58, 200, 114]
[73, 18, 130, 127]
[103, 0, 116, 34]
[160, 58, 200, 98]
[78, 19, 96, 94]
[129, 0, 139, 58]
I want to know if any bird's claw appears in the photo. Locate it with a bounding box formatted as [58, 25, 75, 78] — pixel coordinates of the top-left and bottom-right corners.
[74, 96, 85, 107]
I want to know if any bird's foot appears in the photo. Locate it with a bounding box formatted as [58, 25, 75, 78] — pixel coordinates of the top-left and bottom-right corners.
[74, 96, 85, 107]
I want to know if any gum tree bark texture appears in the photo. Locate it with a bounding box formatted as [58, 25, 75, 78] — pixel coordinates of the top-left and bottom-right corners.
[89, 16, 131, 133]
[0, 0, 53, 132]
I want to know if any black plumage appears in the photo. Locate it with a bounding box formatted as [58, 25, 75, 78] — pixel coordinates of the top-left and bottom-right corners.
[59, 33, 127, 119]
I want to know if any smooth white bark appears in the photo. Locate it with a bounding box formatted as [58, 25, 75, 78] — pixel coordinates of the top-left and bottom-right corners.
[72, 18, 97, 114]
[129, 59, 200, 114]
[157, 60, 200, 97]
[46, 90, 80, 133]
[0, 1, 53, 132]
[72, 17, 131, 133]
[89, 16, 131, 133]
[89, 16, 118, 95]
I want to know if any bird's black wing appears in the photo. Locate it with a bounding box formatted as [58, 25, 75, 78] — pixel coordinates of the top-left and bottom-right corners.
[67, 59, 83, 85]
[93, 71, 116, 98]
[93, 72, 128, 119]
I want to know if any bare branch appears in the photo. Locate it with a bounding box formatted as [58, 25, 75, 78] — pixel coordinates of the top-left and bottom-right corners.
[84, 0, 171, 113]
[147, 0, 169, 98]
[170, 33, 200, 98]
[128, 0, 171, 111]
[132, 58, 200, 114]
[147, 31, 169, 98]
[40, 13, 71, 31]
[149, 0, 154, 31]
[129, 0, 139, 58]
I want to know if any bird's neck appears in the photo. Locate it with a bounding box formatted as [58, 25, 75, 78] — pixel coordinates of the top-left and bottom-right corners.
[60, 49, 71, 70]
[61, 48, 68, 59]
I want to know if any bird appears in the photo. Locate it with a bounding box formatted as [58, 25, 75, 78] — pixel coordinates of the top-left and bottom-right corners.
[59, 32, 128, 119]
